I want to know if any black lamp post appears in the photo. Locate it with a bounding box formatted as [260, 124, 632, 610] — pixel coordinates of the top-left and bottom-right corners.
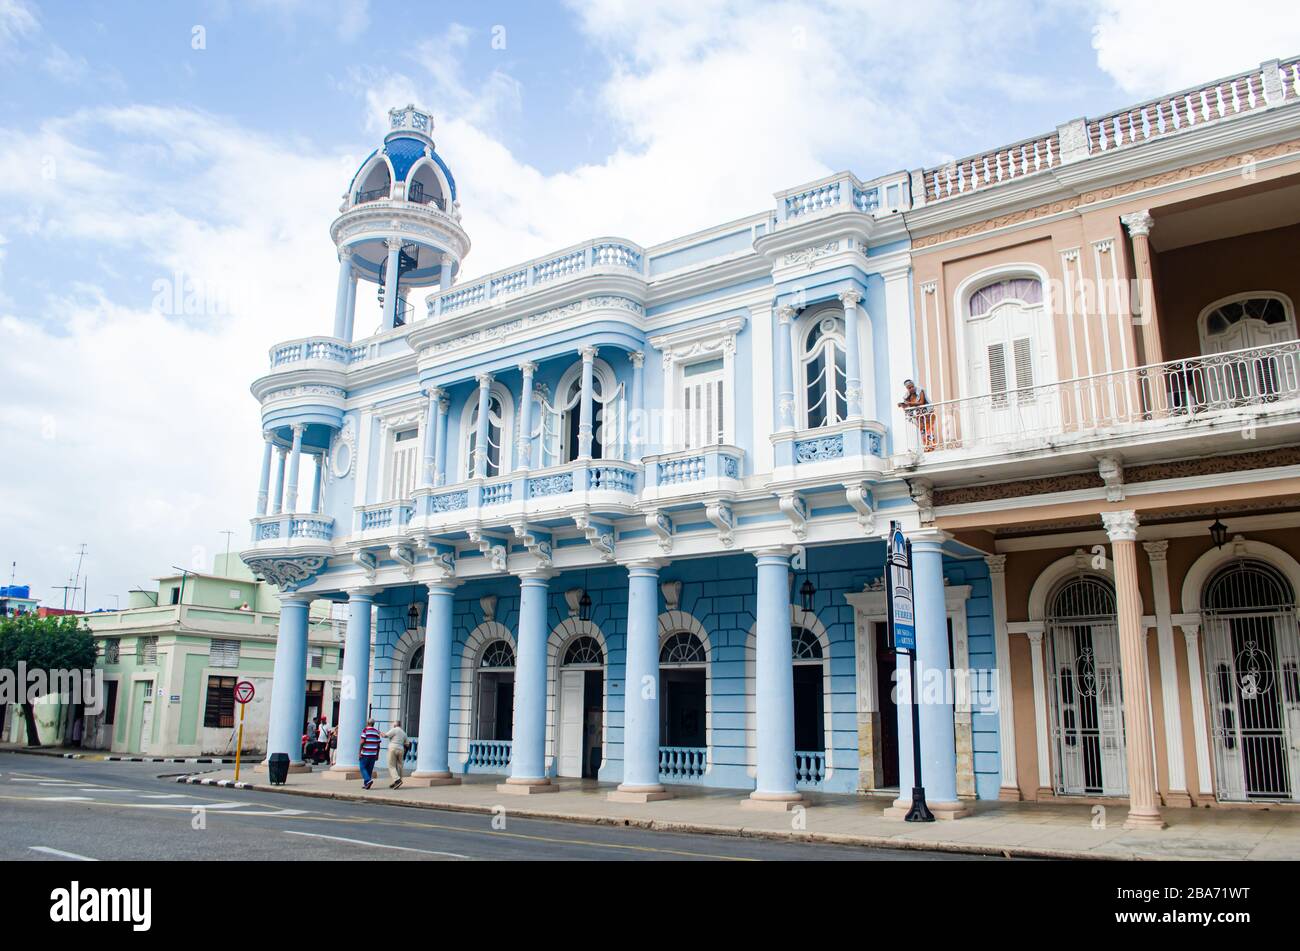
[1209, 518, 1228, 549]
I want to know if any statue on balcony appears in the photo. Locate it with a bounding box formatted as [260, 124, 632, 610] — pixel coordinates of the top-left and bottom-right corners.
[898, 379, 936, 451]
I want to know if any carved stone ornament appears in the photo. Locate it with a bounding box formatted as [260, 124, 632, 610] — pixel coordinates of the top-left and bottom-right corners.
[246, 555, 327, 593]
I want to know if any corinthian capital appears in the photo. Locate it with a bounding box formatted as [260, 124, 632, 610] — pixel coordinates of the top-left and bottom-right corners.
[1120, 210, 1154, 238]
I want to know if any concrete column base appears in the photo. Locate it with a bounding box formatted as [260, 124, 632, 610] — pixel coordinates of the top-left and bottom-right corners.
[321, 767, 361, 781]
[742, 792, 804, 812]
[609, 784, 673, 803]
[1163, 790, 1193, 808]
[883, 799, 970, 820]
[1123, 809, 1167, 830]
[997, 786, 1023, 802]
[496, 779, 557, 795]
[406, 772, 461, 787]
[253, 762, 312, 774]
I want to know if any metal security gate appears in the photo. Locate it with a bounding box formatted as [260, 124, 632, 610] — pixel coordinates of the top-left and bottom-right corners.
[1047, 576, 1128, 796]
[1202, 560, 1300, 802]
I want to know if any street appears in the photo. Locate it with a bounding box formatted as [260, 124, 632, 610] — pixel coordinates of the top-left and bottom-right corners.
[0, 753, 1000, 861]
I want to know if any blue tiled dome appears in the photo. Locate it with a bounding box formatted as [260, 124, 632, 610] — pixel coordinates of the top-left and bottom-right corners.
[349, 138, 458, 201]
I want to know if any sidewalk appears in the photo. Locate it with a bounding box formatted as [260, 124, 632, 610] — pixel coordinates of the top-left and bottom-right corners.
[179, 767, 1300, 861]
[0, 742, 237, 764]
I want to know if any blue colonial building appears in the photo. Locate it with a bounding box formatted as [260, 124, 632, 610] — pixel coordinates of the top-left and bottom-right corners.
[242, 103, 997, 814]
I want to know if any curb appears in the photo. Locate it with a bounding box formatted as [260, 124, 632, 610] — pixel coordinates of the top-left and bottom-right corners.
[108, 756, 238, 764]
[0, 746, 104, 760]
[182, 776, 1130, 862]
[178, 776, 253, 790]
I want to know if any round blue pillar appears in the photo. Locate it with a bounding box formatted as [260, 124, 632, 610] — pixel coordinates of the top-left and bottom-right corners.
[749, 549, 801, 806]
[503, 572, 554, 792]
[268, 596, 311, 766]
[412, 584, 460, 785]
[612, 562, 671, 801]
[330, 591, 373, 776]
[912, 532, 962, 811]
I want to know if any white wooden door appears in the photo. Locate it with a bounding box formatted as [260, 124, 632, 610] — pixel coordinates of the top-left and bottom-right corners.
[139, 693, 154, 754]
[557, 669, 585, 778]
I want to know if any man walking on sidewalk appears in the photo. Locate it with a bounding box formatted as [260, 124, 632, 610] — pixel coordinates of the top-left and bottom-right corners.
[383, 722, 409, 790]
[358, 719, 382, 790]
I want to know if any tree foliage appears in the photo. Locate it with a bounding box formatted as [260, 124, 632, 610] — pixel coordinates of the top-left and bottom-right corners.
[0, 612, 98, 676]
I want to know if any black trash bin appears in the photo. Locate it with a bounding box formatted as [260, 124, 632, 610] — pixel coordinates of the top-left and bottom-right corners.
[268, 752, 290, 786]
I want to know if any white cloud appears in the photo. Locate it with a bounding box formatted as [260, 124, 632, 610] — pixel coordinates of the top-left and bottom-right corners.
[1090, 0, 1300, 95]
[0, 0, 37, 50]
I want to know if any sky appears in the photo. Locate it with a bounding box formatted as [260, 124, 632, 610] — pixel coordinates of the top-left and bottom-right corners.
[1, 0, 1297, 609]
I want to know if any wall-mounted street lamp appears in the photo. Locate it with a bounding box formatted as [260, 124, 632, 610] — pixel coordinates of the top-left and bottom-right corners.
[1209, 518, 1228, 550]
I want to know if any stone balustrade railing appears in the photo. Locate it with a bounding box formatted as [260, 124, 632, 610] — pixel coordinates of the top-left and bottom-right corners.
[794, 750, 826, 786]
[356, 500, 415, 533]
[269, 337, 354, 370]
[427, 237, 647, 320]
[658, 745, 707, 782]
[774, 171, 909, 224]
[466, 739, 512, 771]
[919, 58, 1300, 206]
[643, 444, 744, 491]
[249, 513, 335, 545]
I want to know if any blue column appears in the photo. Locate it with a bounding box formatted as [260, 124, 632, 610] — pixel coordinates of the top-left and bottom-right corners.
[912, 531, 960, 807]
[330, 591, 373, 776]
[421, 390, 438, 489]
[267, 596, 311, 766]
[629, 351, 645, 461]
[503, 572, 554, 791]
[255, 436, 273, 516]
[775, 306, 796, 431]
[332, 248, 354, 339]
[473, 373, 493, 478]
[344, 273, 358, 342]
[748, 549, 801, 805]
[434, 394, 449, 486]
[841, 288, 864, 419]
[412, 584, 459, 784]
[578, 345, 597, 458]
[613, 562, 670, 800]
[516, 363, 536, 471]
[284, 424, 304, 514]
[270, 447, 286, 515]
[309, 454, 322, 514]
[381, 238, 401, 331]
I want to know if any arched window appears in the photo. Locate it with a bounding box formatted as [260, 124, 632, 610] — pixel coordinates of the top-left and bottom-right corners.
[660, 632, 706, 665]
[791, 625, 824, 661]
[1198, 293, 1297, 355]
[799, 312, 848, 428]
[402, 646, 424, 737]
[353, 154, 393, 205]
[540, 359, 624, 466]
[1046, 574, 1125, 797]
[1201, 559, 1300, 801]
[462, 385, 514, 479]
[791, 625, 825, 757]
[480, 640, 516, 668]
[404, 158, 447, 210]
[562, 636, 604, 667]
[473, 640, 514, 743]
[964, 275, 1044, 404]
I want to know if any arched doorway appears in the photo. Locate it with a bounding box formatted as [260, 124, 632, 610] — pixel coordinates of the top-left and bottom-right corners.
[557, 635, 604, 779]
[1046, 575, 1127, 796]
[473, 639, 515, 747]
[402, 646, 423, 738]
[792, 625, 826, 784]
[659, 631, 707, 780]
[1202, 559, 1300, 801]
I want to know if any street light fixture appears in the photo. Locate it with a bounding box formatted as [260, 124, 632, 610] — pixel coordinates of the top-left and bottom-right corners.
[1209, 518, 1228, 549]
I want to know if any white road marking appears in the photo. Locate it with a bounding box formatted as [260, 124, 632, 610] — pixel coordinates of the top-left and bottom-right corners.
[29, 846, 98, 861]
[282, 830, 467, 859]
[34, 796, 94, 802]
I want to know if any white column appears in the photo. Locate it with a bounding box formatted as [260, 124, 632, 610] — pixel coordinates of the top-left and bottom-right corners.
[473, 373, 493, 478]
[270, 446, 287, 516]
[840, 288, 864, 419]
[1025, 626, 1053, 794]
[517, 363, 536, 471]
[1144, 540, 1190, 805]
[611, 561, 671, 802]
[577, 345, 597, 459]
[344, 272, 358, 342]
[332, 247, 354, 339]
[1179, 620, 1214, 798]
[255, 435, 274, 516]
[421, 388, 439, 490]
[284, 423, 305, 514]
[328, 590, 374, 779]
[628, 352, 645, 463]
[410, 583, 460, 786]
[381, 237, 402, 331]
[775, 306, 796, 431]
[986, 555, 1020, 800]
[500, 570, 555, 793]
[309, 454, 323, 514]
[881, 264, 915, 451]
[439, 252, 454, 291]
[745, 548, 802, 809]
[434, 393, 450, 486]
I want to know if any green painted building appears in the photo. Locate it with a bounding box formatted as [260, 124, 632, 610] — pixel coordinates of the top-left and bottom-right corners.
[80, 554, 341, 757]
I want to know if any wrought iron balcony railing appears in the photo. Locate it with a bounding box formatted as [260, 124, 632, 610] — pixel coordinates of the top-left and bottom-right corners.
[902, 340, 1300, 457]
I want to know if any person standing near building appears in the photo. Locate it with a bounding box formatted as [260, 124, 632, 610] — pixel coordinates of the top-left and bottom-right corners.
[358, 719, 382, 790]
[383, 722, 409, 790]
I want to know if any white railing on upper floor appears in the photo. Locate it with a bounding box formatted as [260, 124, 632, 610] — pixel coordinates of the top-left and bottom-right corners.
[775, 170, 911, 223]
[919, 57, 1300, 206]
[427, 237, 647, 321]
[269, 337, 354, 370]
[902, 340, 1300, 457]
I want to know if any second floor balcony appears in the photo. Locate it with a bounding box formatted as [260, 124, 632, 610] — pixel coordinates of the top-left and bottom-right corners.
[899, 340, 1300, 474]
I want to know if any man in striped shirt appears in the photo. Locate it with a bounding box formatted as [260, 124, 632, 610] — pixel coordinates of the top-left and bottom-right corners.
[358, 719, 383, 789]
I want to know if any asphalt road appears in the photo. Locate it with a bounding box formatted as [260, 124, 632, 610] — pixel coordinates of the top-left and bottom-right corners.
[0, 752, 1001, 861]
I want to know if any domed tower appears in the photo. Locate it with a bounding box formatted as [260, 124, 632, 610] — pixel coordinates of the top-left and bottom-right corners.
[329, 104, 470, 340]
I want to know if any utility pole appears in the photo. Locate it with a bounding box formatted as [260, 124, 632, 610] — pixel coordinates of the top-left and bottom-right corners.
[219, 530, 235, 573]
